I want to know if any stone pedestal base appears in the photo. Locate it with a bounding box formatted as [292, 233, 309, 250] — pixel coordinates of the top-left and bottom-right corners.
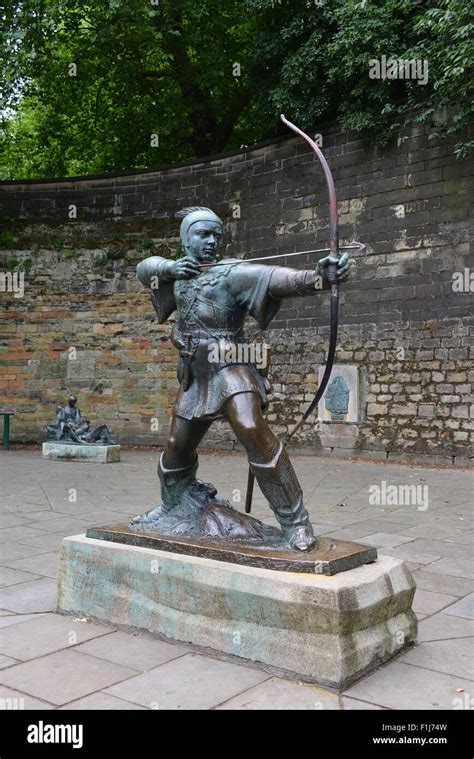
[42, 442, 120, 463]
[57, 535, 417, 690]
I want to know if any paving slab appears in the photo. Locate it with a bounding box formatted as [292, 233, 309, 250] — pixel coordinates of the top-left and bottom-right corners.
[445, 529, 474, 546]
[0, 567, 42, 588]
[357, 532, 416, 548]
[400, 638, 474, 680]
[76, 631, 190, 671]
[33, 516, 90, 534]
[406, 540, 473, 561]
[59, 693, 147, 710]
[0, 650, 138, 706]
[423, 558, 474, 580]
[320, 527, 378, 542]
[443, 592, 474, 620]
[0, 655, 19, 670]
[400, 524, 466, 541]
[0, 613, 47, 630]
[313, 512, 369, 527]
[0, 686, 54, 710]
[325, 520, 414, 537]
[0, 578, 57, 614]
[412, 570, 474, 598]
[344, 661, 474, 710]
[378, 546, 442, 564]
[10, 510, 61, 524]
[0, 526, 52, 543]
[380, 512, 434, 526]
[105, 653, 270, 710]
[0, 613, 111, 661]
[0, 543, 52, 563]
[412, 589, 459, 616]
[417, 612, 474, 642]
[3, 552, 59, 579]
[16, 533, 65, 551]
[0, 515, 30, 529]
[216, 676, 339, 710]
[23, 507, 94, 522]
[405, 562, 422, 572]
[341, 697, 385, 710]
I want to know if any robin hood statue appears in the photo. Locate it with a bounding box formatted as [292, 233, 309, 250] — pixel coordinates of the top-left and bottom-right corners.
[131, 206, 349, 551]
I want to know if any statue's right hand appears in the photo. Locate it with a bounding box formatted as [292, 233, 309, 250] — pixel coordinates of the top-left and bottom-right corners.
[168, 258, 200, 280]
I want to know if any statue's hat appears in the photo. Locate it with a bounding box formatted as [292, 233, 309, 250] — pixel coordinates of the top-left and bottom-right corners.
[176, 207, 223, 251]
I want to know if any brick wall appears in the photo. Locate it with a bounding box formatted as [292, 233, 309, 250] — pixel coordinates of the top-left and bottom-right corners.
[0, 120, 473, 464]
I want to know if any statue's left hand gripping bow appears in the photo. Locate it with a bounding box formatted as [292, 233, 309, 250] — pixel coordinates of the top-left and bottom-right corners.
[245, 114, 345, 514]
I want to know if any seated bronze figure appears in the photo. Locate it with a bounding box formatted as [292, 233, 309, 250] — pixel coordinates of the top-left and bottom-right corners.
[44, 395, 116, 445]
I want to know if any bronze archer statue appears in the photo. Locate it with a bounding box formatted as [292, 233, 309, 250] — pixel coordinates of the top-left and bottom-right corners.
[131, 206, 349, 551]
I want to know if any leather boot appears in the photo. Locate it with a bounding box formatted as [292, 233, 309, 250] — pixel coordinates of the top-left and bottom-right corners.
[159, 452, 199, 513]
[248, 443, 316, 551]
[131, 453, 198, 524]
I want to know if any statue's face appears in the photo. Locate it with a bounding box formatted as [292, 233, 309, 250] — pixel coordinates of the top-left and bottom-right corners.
[187, 221, 222, 262]
[68, 396, 77, 408]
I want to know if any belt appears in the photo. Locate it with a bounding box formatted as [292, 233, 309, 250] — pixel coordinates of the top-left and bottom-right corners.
[180, 329, 243, 341]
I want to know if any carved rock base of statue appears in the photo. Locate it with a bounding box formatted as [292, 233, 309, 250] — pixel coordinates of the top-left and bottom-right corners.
[87, 521, 377, 574]
[85, 478, 377, 574]
[42, 442, 121, 463]
[58, 535, 417, 690]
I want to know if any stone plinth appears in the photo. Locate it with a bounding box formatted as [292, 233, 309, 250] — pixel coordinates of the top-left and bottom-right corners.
[42, 442, 120, 463]
[57, 534, 417, 690]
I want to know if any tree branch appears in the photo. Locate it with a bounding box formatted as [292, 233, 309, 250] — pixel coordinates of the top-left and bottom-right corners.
[136, 70, 172, 80]
[215, 87, 253, 149]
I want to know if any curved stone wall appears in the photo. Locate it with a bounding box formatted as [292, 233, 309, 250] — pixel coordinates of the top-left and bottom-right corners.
[0, 121, 472, 464]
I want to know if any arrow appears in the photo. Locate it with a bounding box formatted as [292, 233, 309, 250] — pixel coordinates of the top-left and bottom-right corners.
[197, 241, 365, 270]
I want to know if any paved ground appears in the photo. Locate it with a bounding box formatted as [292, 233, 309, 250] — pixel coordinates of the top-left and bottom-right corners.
[0, 449, 472, 710]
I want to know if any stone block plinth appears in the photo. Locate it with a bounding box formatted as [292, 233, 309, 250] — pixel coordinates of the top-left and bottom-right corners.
[57, 534, 417, 690]
[42, 442, 120, 463]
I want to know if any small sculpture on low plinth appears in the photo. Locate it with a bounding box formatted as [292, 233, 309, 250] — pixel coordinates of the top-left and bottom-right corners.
[45, 395, 116, 445]
[43, 395, 119, 462]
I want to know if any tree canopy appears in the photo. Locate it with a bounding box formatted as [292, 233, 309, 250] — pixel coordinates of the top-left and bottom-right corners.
[1, 0, 472, 179]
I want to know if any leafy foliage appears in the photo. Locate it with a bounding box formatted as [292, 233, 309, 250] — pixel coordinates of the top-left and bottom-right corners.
[0, 0, 262, 177]
[249, 0, 473, 156]
[1, 0, 472, 178]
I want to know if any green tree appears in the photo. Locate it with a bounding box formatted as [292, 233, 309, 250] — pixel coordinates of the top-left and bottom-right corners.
[1, 0, 472, 179]
[0, 0, 263, 177]
[249, 0, 473, 158]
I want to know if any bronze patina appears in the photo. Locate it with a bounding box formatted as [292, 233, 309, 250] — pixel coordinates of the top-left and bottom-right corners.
[122, 202, 349, 553]
[87, 523, 377, 576]
[87, 117, 375, 573]
[45, 395, 116, 445]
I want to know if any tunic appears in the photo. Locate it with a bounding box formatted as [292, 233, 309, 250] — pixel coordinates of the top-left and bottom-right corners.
[137, 257, 317, 421]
